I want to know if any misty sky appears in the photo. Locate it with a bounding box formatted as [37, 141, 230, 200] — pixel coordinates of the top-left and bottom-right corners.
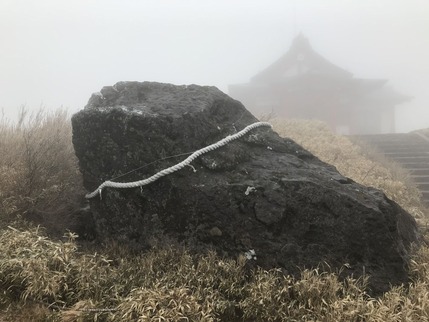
[1, 0, 428, 132]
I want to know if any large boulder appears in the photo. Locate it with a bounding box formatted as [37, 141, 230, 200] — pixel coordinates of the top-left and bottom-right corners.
[72, 81, 420, 294]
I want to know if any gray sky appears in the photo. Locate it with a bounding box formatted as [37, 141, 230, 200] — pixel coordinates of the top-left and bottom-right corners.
[1, 0, 428, 132]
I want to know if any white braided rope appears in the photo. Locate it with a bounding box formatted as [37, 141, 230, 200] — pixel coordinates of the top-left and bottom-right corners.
[85, 121, 272, 199]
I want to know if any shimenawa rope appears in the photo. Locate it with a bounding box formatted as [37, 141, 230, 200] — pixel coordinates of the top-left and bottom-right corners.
[85, 121, 272, 199]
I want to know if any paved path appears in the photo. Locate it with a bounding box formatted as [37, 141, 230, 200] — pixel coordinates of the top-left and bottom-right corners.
[353, 132, 429, 206]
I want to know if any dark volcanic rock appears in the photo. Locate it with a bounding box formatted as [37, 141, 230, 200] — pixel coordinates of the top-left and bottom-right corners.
[72, 81, 420, 294]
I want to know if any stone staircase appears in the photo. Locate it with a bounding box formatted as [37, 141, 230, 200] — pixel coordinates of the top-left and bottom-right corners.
[353, 132, 429, 206]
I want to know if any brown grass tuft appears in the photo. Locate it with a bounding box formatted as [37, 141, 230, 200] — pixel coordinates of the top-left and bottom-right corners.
[0, 107, 84, 234]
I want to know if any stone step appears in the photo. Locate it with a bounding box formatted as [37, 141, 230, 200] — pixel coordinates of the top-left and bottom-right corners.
[367, 141, 429, 152]
[357, 134, 421, 142]
[357, 134, 427, 144]
[384, 151, 429, 160]
[401, 163, 429, 170]
[390, 156, 429, 163]
[367, 141, 428, 146]
[378, 146, 429, 153]
[411, 176, 429, 183]
[410, 169, 429, 176]
[353, 132, 429, 207]
[417, 183, 429, 191]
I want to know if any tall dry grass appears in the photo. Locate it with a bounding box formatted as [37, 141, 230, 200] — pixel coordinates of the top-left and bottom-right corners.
[0, 107, 84, 234]
[1, 113, 429, 321]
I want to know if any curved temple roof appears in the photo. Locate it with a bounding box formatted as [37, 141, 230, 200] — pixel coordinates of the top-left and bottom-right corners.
[251, 34, 353, 84]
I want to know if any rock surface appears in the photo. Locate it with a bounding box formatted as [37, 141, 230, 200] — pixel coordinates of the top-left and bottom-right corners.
[72, 81, 420, 294]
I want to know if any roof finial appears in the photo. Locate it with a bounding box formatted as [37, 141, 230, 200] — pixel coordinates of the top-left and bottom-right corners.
[292, 33, 311, 50]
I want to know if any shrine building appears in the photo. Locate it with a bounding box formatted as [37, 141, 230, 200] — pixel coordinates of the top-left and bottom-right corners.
[228, 34, 411, 134]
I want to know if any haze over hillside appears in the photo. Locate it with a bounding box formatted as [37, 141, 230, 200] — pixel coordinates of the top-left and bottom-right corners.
[1, 0, 428, 133]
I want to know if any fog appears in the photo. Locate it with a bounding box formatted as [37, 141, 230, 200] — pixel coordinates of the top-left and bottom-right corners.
[1, 0, 428, 133]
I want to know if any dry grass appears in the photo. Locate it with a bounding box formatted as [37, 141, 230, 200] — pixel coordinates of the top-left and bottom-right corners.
[1, 113, 429, 321]
[0, 107, 84, 234]
[1, 226, 429, 321]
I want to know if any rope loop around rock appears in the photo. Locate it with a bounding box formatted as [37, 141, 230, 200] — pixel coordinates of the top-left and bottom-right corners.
[85, 121, 272, 199]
